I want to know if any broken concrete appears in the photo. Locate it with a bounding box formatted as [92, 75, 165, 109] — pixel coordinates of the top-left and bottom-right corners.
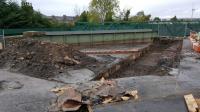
[50, 78, 138, 112]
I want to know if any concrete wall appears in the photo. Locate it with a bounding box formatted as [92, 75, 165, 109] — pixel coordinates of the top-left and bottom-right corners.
[93, 45, 151, 80]
[33, 29, 158, 45]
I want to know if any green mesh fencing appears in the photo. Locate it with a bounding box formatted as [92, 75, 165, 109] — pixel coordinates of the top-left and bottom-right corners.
[0, 30, 3, 43]
[1, 22, 200, 37]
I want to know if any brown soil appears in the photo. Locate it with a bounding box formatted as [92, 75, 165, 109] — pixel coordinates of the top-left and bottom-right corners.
[109, 40, 183, 79]
[0, 39, 97, 79]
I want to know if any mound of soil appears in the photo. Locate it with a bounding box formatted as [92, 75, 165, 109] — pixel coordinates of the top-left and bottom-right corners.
[0, 39, 97, 79]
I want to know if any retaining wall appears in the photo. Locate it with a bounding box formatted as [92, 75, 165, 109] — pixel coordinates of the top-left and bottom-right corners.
[93, 44, 151, 80]
[32, 29, 158, 45]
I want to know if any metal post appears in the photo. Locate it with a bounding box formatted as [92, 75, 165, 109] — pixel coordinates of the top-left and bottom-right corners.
[2, 29, 5, 48]
[158, 23, 160, 37]
[184, 23, 188, 38]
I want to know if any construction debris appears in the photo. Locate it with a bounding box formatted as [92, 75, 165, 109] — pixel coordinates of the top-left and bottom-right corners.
[83, 78, 138, 104]
[50, 78, 138, 111]
[50, 86, 71, 96]
[121, 96, 130, 101]
[184, 94, 199, 112]
[50, 86, 83, 112]
[124, 90, 139, 100]
[196, 99, 200, 112]
[189, 31, 200, 53]
[87, 105, 93, 112]
[102, 97, 113, 104]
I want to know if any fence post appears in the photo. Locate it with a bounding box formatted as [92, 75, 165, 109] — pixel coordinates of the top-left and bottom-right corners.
[2, 29, 5, 48]
[158, 23, 160, 37]
[184, 23, 188, 37]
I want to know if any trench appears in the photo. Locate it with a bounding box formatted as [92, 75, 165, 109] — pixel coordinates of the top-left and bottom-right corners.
[93, 38, 183, 80]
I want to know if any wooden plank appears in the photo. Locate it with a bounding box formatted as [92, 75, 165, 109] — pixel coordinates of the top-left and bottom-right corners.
[196, 99, 200, 112]
[196, 99, 200, 106]
[184, 94, 198, 112]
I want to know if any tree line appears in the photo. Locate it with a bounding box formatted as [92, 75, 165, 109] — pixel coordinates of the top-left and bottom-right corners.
[0, 0, 68, 28]
[78, 0, 180, 23]
[0, 0, 180, 29]
[78, 0, 151, 23]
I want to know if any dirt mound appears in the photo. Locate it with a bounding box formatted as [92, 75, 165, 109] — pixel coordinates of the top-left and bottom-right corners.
[0, 39, 97, 79]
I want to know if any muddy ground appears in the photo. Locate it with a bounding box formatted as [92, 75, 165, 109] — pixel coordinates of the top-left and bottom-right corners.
[109, 40, 183, 79]
[0, 39, 99, 79]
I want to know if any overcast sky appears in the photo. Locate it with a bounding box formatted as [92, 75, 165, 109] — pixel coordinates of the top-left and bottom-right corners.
[16, 0, 200, 18]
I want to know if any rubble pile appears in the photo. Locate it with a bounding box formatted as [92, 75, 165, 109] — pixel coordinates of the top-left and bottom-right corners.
[50, 78, 138, 112]
[0, 39, 97, 79]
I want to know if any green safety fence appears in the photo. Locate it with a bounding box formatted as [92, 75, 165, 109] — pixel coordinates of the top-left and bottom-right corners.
[71, 22, 157, 31]
[0, 30, 3, 43]
[1, 21, 200, 37]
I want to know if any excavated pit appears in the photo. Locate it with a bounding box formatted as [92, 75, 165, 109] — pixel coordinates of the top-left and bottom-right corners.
[108, 39, 183, 79]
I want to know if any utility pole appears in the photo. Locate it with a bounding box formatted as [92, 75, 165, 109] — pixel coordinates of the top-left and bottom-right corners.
[191, 3, 195, 20]
[191, 8, 195, 19]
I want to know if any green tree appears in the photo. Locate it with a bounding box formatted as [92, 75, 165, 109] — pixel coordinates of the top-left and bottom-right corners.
[1, 0, 27, 28]
[62, 15, 67, 22]
[78, 11, 89, 22]
[89, 0, 119, 23]
[153, 17, 161, 22]
[170, 16, 178, 22]
[88, 11, 101, 23]
[130, 11, 151, 22]
[123, 9, 131, 21]
[105, 11, 113, 22]
[0, 0, 65, 28]
[117, 9, 131, 22]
